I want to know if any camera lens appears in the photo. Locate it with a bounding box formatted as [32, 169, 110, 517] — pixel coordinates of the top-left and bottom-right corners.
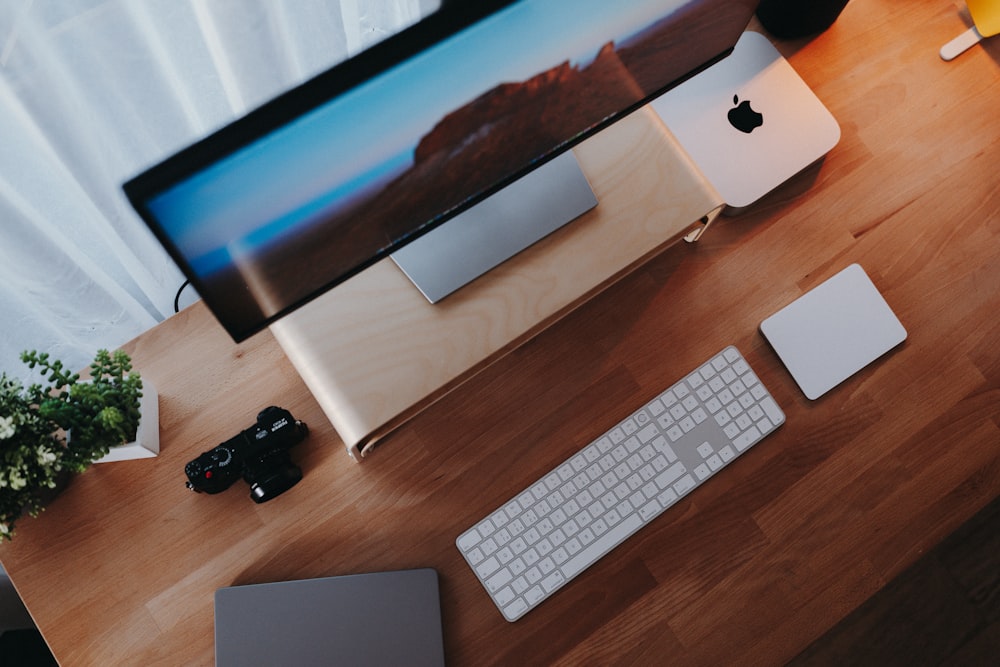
[248, 463, 303, 503]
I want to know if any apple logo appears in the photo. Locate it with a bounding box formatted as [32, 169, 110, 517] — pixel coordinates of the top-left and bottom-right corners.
[727, 95, 763, 133]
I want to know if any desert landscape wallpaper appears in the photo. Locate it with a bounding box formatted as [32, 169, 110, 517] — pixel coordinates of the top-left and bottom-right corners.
[147, 0, 756, 336]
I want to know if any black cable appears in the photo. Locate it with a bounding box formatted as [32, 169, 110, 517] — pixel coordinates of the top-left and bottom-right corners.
[173, 279, 191, 313]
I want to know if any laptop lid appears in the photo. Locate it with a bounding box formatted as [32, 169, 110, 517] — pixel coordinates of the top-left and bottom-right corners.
[651, 30, 840, 209]
[214, 568, 446, 667]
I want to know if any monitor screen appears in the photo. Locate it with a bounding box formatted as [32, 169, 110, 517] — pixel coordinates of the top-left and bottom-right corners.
[125, 0, 759, 342]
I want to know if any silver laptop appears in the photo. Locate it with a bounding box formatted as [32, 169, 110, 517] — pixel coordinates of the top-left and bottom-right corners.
[651, 30, 840, 210]
[214, 568, 446, 667]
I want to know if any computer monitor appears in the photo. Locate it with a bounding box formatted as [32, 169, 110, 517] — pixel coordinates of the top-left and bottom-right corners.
[124, 0, 759, 343]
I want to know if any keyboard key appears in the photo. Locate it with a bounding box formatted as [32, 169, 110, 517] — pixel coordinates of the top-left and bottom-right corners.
[496, 586, 515, 607]
[639, 500, 660, 521]
[655, 462, 686, 489]
[637, 423, 658, 443]
[673, 475, 696, 495]
[657, 487, 678, 507]
[541, 571, 565, 593]
[734, 425, 762, 451]
[458, 529, 481, 550]
[760, 397, 785, 424]
[476, 556, 500, 578]
[503, 598, 528, 621]
[561, 513, 643, 579]
[487, 568, 512, 593]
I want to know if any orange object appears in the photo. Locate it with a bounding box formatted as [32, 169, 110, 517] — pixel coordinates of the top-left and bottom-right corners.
[968, 0, 1000, 37]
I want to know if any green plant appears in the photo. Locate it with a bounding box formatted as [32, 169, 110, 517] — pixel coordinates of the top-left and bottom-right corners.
[0, 349, 142, 539]
[0, 375, 64, 540]
[22, 349, 143, 472]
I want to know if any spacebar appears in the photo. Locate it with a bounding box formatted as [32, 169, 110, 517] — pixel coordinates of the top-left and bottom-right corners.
[560, 513, 644, 579]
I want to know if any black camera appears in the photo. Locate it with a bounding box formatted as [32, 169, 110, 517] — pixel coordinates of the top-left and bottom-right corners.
[184, 406, 308, 503]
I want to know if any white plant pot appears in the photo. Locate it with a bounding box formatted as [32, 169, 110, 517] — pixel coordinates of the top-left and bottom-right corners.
[95, 380, 159, 463]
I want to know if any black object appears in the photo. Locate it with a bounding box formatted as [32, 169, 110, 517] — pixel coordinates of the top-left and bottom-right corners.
[756, 0, 850, 39]
[0, 629, 58, 667]
[184, 406, 308, 503]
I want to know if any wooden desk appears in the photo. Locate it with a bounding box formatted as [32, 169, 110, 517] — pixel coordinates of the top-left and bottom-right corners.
[3, 2, 999, 664]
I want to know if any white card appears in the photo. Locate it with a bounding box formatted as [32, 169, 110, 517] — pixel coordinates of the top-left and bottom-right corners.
[760, 264, 907, 399]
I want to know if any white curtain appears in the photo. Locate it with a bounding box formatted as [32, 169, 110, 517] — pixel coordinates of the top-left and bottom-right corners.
[0, 0, 437, 381]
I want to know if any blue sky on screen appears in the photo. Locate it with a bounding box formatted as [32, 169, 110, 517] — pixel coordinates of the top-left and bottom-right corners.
[148, 0, 690, 273]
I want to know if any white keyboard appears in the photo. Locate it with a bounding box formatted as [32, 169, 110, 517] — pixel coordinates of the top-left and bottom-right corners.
[456, 346, 784, 621]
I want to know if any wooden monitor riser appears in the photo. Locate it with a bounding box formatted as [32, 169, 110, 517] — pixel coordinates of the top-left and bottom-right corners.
[269, 107, 723, 460]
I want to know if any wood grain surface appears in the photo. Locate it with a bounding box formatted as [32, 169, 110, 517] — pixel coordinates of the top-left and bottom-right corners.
[2, 2, 999, 665]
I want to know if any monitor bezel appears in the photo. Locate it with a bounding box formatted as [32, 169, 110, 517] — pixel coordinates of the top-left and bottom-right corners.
[124, 0, 747, 342]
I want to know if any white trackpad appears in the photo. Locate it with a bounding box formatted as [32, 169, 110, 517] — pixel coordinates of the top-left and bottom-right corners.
[760, 264, 907, 400]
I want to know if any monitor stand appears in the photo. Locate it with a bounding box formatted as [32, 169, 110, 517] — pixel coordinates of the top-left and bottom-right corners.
[390, 151, 598, 303]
